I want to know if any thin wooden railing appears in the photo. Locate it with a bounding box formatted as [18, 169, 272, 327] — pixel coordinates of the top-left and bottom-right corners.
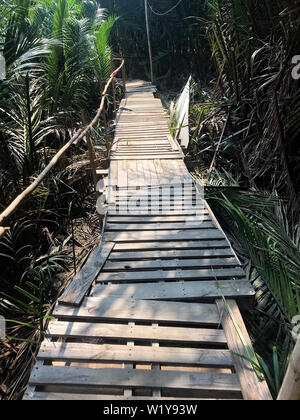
[0, 59, 125, 238]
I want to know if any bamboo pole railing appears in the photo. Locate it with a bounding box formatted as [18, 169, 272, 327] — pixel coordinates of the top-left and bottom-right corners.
[0, 59, 125, 238]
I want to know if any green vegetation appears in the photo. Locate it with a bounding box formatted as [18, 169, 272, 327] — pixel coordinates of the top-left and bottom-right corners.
[0, 0, 120, 399]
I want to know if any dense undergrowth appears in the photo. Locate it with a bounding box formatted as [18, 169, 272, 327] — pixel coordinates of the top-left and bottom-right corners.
[0, 0, 121, 399]
[184, 0, 300, 398]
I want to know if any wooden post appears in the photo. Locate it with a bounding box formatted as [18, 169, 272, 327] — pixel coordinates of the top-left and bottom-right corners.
[81, 111, 98, 191]
[112, 77, 117, 118]
[103, 104, 109, 151]
[144, 0, 154, 83]
[121, 58, 126, 94]
[277, 338, 300, 400]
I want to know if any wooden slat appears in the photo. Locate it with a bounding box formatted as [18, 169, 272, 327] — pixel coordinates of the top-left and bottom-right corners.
[110, 154, 183, 160]
[38, 342, 233, 367]
[26, 393, 211, 400]
[106, 222, 215, 231]
[53, 297, 220, 326]
[97, 267, 245, 283]
[114, 194, 200, 201]
[113, 239, 229, 250]
[58, 242, 114, 306]
[109, 203, 205, 209]
[108, 248, 233, 260]
[104, 229, 225, 242]
[47, 320, 227, 345]
[107, 216, 210, 223]
[108, 210, 210, 216]
[216, 300, 272, 400]
[29, 366, 242, 396]
[92, 279, 254, 301]
[103, 257, 239, 271]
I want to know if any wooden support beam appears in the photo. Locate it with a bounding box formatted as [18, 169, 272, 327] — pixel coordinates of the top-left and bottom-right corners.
[277, 338, 300, 400]
[58, 241, 114, 306]
[216, 299, 272, 400]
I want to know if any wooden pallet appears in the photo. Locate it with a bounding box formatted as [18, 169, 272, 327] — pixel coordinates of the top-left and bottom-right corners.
[24, 298, 271, 400]
[24, 80, 272, 401]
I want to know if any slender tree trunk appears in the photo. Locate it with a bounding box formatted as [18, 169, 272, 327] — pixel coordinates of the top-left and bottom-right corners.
[144, 0, 154, 83]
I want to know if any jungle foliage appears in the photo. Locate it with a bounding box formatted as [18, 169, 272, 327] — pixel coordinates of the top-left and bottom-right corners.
[0, 0, 118, 399]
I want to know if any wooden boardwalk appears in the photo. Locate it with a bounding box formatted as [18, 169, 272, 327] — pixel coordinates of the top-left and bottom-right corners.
[24, 81, 272, 400]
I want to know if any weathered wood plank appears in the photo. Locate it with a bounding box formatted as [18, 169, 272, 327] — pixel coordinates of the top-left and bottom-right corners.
[96, 267, 245, 283]
[103, 257, 239, 271]
[38, 342, 233, 367]
[107, 216, 210, 224]
[106, 222, 215, 231]
[113, 239, 229, 250]
[216, 299, 272, 401]
[107, 209, 207, 216]
[58, 242, 115, 306]
[47, 320, 227, 345]
[110, 154, 183, 160]
[108, 248, 233, 260]
[26, 393, 212, 400]
[92, 279, 254, 301]
[53, 297, 220, 326]
[104, 229, 225, 242]
[29, 366, 241, 396]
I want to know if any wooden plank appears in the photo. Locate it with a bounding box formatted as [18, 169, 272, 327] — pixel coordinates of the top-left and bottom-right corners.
[117, 146, 171, 150]
[107, 209, 207, 216]
[107, 215, 210, 223]
[92, 279, 254, 301]
[96, 169, 109, 176]
[216, 299, 272, 401]
[27, 393, 211, 400]
[109, 247, 233, 260]
[29, 366, 241, 396]
[113, 239, 229, 250]
[104, 229, 225, 242]
[38, 342, 233, 367]
[111, 155, 183, 160]
[102, 257, 239, 271]
[96, 267, 245, 283]
[53, 297, 220, 326]
[114, 196, 201, 203]
[58, 242, 115, 306]
[111, 191, 201, 200]
[278, 338, 300, 400]
[47, 321, 227, 345]
[117, 160, 128, 188]
[105, 222, 215, 231]
[127, 160, 137, 187]
[115, 187, 198, 195]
